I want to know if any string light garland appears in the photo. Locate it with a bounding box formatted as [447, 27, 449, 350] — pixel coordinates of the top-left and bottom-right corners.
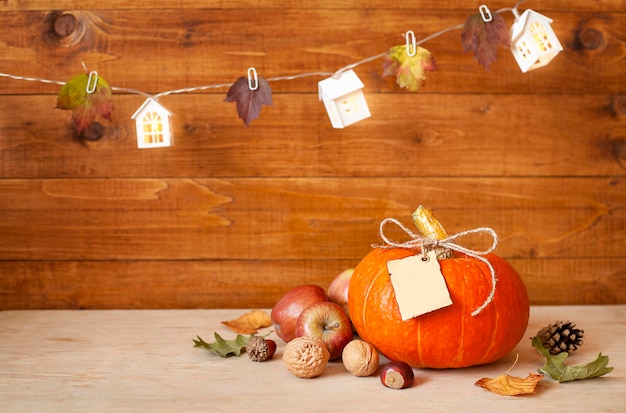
[0, 0, 563, 147]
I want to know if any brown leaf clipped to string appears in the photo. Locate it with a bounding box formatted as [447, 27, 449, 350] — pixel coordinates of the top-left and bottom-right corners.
[383, 45, 437, 92]
[475, 355, 544, 396]
[224, 76, 273, 126]
[222, 309, 273, 334]
[56, 72, 113, 133]
[461, 11, 510, 71]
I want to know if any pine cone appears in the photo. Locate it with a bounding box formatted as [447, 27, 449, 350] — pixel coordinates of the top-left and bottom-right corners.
[536, 321, 584, 355]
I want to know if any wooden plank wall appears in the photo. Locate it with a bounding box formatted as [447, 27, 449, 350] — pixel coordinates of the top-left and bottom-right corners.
[0, 0, 624, 309]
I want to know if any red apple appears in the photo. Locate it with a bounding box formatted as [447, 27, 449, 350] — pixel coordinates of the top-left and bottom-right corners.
[327, 268, 353, 314]
[295, 301, 354, 360]
[271, 284, 328, 343]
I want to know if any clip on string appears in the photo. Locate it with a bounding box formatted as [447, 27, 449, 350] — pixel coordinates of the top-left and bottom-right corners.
[247, 67, 258, 91]
[86, 71, 98, 94]
[479, 5, 493, 22]
[405, 30, 417, 56]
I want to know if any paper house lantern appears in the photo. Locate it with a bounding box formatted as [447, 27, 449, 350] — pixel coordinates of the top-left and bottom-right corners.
[510, 9, 563, 73]
[131, 97, 173, 149]
[318, 69, 371, 128]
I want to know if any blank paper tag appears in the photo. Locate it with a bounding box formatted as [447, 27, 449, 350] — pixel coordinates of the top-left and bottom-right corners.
[387, 250, 453, 321]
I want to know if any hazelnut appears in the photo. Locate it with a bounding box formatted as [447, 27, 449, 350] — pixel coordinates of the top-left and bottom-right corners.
[380, 361, 414, 389]
[246, 336, 277, 362]
[282, 336, 330, 378]
[342, 339, 379, 376]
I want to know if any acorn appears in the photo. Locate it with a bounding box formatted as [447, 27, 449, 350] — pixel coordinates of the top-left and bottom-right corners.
[536, 321, 584, 355]
[246, 336, 277, 362]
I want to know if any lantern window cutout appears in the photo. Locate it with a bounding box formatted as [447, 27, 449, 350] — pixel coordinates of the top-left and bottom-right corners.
[510, 9, 563, 73]
[318, 69, 371, 129]
[131, 97, 173, 149]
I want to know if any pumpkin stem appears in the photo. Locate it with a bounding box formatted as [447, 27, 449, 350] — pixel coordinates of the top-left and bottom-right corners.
[411, 206, 453, 260]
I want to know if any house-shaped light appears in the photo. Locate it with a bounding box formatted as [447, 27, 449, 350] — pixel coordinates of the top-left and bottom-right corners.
[318, 70, 371, 128]
[510, 9, 563, 73]
[131, 97, 173, 149]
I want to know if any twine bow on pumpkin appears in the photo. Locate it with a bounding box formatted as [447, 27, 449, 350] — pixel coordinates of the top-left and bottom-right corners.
[374, 218, 499, 317]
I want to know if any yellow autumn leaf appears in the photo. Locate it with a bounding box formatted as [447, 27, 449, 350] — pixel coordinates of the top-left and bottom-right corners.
[221, 310, 272, 334]
[475, 354, 543, 396]
[475, 372, 543, 396]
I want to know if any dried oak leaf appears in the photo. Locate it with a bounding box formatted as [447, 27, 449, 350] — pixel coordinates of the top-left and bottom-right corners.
[461, 11, 510, 71]
[193, 332, 250, 357]
[476, 373, 543, 396]
[382, 44, 437, 92]
[221, 309, 272, 334]
[56, 72, 113, 134]
[224, 76, 273, 127]
[532, 336, 613, 382]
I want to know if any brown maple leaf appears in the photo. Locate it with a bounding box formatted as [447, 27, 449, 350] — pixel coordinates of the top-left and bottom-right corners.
[224, 76, 273, 127]
[461, 12, 511, 71]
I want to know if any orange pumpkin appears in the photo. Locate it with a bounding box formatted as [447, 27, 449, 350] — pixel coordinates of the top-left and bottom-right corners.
[348, 207, 530, 369]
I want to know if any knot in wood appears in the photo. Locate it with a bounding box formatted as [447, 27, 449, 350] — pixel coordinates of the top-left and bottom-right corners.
[578, 27, 606, 51]
[610, 95, 626, 117]
[54, 13, 78, 38]
[81, 122, 105, 142]
[46, 11, 87, 47]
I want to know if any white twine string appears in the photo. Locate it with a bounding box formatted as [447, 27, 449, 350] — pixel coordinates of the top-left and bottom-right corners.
[374, 217, 499, 316]
[0, 0, 527, 101]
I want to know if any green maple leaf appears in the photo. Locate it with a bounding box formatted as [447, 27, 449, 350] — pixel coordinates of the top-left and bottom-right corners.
[382, 44, 437, 92]
[56, 72, 113, 133]
[531, 336, 613, 382]
[193, 332, 250, 357]
[461, 12, 510, 71]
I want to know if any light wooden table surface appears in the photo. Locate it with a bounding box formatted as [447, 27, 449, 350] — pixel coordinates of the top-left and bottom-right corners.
[1, 306, 624, 412]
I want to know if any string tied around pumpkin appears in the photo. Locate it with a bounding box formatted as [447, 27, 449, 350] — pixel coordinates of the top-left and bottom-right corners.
[374, 218, 499, 317]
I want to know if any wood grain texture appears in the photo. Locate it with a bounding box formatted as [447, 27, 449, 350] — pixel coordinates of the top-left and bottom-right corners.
[1, 307, 624, 412]
[2, 1, 626, 11]
[0, 1, 624, 308]
[0, 10, 624, 95]
[0, 177, 623, 259]
[1, 94, 624, 178]
[0, 259, 624, 310]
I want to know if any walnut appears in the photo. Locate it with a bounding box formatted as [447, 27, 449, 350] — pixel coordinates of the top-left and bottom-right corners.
[282, 336, 330, 378]
[342, 339, 379, 376]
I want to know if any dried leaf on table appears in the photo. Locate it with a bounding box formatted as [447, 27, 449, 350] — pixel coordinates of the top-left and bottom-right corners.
[476, 372, 543, 396]
[382, 45, 437, 92]
[56, 72, 113, 133]
[531, 336, 613, 382]
[193, 332, 250, 357]
[224, 75, 273, 127]
[461, 11, 510, 71]
[221, 309, 273, 334]
[476, 354, 543, 396]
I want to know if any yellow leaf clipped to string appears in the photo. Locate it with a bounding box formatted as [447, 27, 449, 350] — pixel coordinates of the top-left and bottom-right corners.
[222, 309, 272, 334]
[56, 71, 112, 134]
[475, 355, 544, 396]
[382, 44, 437, 92]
